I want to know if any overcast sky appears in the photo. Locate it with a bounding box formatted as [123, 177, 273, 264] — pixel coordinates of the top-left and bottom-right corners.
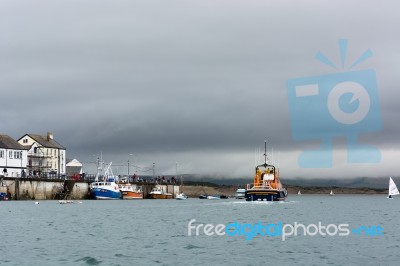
[1, 0, 399, 179]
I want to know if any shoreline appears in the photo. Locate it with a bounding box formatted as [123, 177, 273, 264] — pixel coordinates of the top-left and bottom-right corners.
[182, 185, 387, 197]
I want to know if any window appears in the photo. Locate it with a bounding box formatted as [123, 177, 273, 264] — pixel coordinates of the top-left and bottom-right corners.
[0, 150, 4, 158]
[14, 151, 21, 159]
[9, 151, 13, 159]
[23, 139, 28, 144]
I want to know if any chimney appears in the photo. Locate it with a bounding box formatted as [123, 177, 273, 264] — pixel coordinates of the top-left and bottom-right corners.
[47, 132, 53, 141]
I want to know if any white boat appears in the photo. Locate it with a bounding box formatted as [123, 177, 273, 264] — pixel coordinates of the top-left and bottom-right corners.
[207, 195, 220, 200]
[387, 177, 399, 199]
[329, 190, 334, 196]
[176, 193, 188, 200]
[176, 175, 188, 200]
[297, 190, 301, 195]
[59, 200, 74, 204]
[235, 188, 246, 199]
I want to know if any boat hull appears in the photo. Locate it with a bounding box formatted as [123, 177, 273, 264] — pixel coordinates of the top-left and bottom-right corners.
[148, 194, 173, 199]
[121, 191, 143, 199]
[176, 193, 188, 200]
[245, 189, 287, 201]
[90, 188, 121, 200]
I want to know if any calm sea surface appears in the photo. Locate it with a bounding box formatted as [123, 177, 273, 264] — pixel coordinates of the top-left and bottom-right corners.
[1, 195, 399, 265]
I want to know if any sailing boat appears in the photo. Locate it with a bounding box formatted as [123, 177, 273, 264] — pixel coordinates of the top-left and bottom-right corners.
[176, 176, 188, 200]
[297, 190, 301, 195]
[387, 177, 399, 199]
[329, 190, 334, 196]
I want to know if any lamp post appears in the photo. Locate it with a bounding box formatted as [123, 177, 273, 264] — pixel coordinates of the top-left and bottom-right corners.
[127, 154, 133, 177]
[175, 162, 178, 183]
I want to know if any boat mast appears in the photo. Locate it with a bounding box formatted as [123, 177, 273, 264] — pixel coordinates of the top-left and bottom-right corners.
[263, 140, 267, 167]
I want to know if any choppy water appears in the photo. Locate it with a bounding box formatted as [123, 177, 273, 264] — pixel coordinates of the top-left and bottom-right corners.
[1, 195, 399, 265]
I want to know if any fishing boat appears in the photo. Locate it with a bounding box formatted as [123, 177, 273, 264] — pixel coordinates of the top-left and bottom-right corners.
[119, 183, 143, 199]
[387, 177, 399, 199]
[89, 161, 121, 200]
[245, 141, 287, 201]
[148, 185, 173, 199]
[329, 190, 334, 196]
[235, 188, 246, 199]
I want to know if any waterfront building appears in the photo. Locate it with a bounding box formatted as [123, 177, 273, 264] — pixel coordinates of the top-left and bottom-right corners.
[18, 132, 66, 178]
[66, 158, 83, 178]
[0, 135, 28, 177]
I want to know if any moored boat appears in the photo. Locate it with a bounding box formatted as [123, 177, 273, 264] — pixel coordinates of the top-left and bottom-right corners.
[245, 141, 287, 201]
[235, 188, 246, 199]
[89, 161, 121, 200]
[176, 193, 188, 200]
[119, 183, 143, 199]
[0, 192, 9, 201]
[176, 175, 188, 200]
[148, 186, 173, 199]
[207, 195, 220, 200]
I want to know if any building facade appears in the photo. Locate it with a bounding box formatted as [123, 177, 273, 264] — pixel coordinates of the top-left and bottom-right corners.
[0, 135, 28, 177]
[18, 132, 66, 178]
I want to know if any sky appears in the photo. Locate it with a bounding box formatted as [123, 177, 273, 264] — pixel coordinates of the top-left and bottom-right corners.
[1, 0, 399, 180]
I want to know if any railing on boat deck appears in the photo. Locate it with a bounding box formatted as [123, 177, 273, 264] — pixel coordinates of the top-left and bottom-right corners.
[246, 184, 274, 190]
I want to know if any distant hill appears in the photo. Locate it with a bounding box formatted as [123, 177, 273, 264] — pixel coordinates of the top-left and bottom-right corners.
[129, 173, 393, 189]
[178, 174, 393, 189]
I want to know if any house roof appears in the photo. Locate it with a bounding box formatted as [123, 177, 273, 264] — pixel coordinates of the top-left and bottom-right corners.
[19, 134, 66, 149]
[0, 135, 28, 150]
[66, 158, 82, 167]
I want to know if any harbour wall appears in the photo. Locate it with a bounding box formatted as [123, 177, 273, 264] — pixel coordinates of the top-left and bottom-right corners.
[0, 177, 180, 200]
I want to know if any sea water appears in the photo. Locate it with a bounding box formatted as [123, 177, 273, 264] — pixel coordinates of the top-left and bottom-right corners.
[0, 195, 399, 265]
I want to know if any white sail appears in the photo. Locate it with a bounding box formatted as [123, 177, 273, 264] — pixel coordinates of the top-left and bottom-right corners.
[388, 177, 400, 196]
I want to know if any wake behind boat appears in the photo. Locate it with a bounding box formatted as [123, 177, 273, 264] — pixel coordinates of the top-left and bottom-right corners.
[387, 177, 399, 199]
[245, 141, 287, 201]
[89, 161, 121, 200]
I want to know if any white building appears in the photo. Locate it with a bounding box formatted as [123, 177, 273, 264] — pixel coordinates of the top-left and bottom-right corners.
[18, 132, 66, 178]
[0, 134, 28, 178]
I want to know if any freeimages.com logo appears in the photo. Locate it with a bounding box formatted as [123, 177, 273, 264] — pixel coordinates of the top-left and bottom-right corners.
[286, 39, 382, 168]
